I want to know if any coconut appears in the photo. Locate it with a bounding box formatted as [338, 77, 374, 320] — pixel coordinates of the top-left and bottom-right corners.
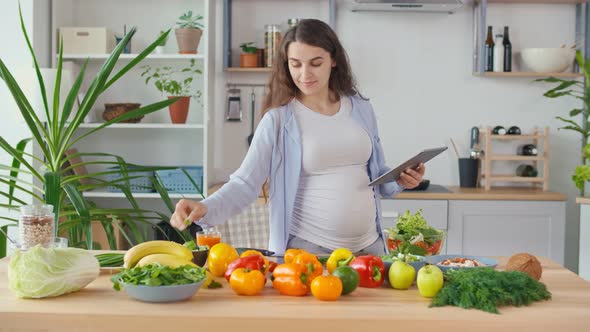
[506, 253, 543, 281]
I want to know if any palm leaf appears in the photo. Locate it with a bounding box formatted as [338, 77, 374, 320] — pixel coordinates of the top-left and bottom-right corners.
[63, 183, 92, 249]
[18, 4, 50, 129]
[0, 136, 42, 180]
[7, 138, 31, 204]
[52, 37, 64, 141]
[103, 29, 171, 91]
[59, 59, 88, 135]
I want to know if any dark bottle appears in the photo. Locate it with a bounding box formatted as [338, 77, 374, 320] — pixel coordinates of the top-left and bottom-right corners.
[503, 26, 512, 72]
[517, 144, 538, 156]
[507, 126, 522, 135]
[516, 164, 538, 177]
[485, 26, 495, 72]
[492, 126, 506, 135]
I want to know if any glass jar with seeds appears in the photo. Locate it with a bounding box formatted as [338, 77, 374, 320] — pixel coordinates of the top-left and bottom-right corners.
[19, 204, 55, 250]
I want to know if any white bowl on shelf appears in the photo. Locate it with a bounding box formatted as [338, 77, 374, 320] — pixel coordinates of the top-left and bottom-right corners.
[520, 48, 576, 73]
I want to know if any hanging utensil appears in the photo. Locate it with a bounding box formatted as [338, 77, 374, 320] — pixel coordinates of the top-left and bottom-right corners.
[247, 88, 256, 146]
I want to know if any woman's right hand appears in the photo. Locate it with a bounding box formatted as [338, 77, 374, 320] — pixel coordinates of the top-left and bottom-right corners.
[170, 199, 208, 231]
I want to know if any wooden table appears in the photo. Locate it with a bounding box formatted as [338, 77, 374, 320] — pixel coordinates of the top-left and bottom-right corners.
[1, 256, 589, 332]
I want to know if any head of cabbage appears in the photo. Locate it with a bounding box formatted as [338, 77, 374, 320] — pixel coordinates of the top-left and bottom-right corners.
[8, 245, 99, 298]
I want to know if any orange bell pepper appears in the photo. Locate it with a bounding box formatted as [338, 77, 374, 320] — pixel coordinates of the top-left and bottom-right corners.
[229, 268, 266, 296]
[311, 275, 343, 301]
[272, 263, 310, 296]
[284, 248, 307, 264]
[292, 252, 323, 283]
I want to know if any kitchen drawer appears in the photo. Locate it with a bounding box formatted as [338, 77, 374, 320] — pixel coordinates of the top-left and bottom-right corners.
[380, 199, 448, 230]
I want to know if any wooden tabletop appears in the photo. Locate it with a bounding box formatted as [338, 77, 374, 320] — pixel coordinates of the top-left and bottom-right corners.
[396, 186, 566, 201]
[1, 255, 589, 332]
[577, 197, 590, 205]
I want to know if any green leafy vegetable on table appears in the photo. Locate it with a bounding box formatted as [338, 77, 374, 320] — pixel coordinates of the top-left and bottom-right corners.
[111, 263, 206, 291]
[95, 253, 125, 267]
[431, 268, 551, 314]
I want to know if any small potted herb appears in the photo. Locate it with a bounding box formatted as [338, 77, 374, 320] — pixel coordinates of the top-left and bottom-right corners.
[175, 10, 204, 54]
[239, 42, 258, 68]
[141, 59, 202, 123]
[155, 30, 169, 54]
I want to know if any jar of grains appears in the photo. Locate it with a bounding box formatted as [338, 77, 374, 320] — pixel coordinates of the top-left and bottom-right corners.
[264, 24, 281, 68]
[19, 204, 54, 250]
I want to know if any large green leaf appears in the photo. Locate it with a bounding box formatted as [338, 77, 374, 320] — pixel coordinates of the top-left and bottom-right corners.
[18, 4, 50, 130]
[7, 138, 31, 204]
[103, 29, 171, 91]
[59, 59, 88, 139]
[43, 172, 61, 236]
[0, 136, 42, 180]
[63, 183, 91, 249]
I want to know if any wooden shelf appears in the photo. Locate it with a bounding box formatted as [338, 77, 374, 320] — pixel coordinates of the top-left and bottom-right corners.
[60, 54, 205, 60]
[475, 72, 583, 78]
[77, 123, 204, 129]
[82, 191, 203, 199]
[481, 127, 550, 191]
[486, 0, 587, 4]
[226, 67, 271, 72]
[490, 134, 545, 140]
[490, 155, 545, 161]
[488, 176, 545, 183]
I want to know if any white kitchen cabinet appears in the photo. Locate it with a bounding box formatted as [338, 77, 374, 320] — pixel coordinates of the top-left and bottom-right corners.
[447, 200, 566, 264]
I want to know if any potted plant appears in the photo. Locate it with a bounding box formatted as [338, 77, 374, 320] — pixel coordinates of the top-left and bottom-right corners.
[536, 50, 589, 193]
[175, 11, 204, 54]
[0, 9, 183, 250]
[141, 59, 202, 124]
[155, 30, 168, 54]
[239, 42, 258, 68]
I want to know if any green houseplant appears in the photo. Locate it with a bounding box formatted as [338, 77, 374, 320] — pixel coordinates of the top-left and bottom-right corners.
[175, 11, 204, 54]
[239, 42, 258, 68]
[0, 7, 192, 250]
[140, 59, 202, 124]
[536, 50, 590, 193]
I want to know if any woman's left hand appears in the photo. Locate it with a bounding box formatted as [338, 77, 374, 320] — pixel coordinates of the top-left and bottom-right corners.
[398, 163, 426, 189]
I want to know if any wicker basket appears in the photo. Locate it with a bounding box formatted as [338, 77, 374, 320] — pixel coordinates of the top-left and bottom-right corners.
[103, 103, 143, 123]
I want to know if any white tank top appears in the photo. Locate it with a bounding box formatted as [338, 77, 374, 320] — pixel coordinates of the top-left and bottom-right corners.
[289, 96, 378, 252]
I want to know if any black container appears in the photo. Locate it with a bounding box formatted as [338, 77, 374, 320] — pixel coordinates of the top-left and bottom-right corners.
[492, 126, 506, 135]
[154, 221, 202, 244]
[459, 158, 479, 188]
[507, 126, 522, 135]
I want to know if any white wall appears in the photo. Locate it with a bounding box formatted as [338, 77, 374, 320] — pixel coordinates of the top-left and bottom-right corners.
[0, 0, 35, 251]
[210, 1, 582, 271]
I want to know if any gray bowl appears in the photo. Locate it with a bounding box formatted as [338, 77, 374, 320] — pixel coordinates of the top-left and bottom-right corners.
[123, 280, 205, 303]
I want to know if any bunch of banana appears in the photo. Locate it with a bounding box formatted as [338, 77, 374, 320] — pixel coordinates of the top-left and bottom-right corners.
[123, 240, 194, 268]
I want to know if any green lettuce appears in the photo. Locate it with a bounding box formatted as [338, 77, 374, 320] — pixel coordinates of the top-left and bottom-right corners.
[8, 245, 99, 298]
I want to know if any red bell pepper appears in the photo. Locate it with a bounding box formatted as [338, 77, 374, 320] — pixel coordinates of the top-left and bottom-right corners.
[224, 255, 267, 281]
[349, 255, 385, 288]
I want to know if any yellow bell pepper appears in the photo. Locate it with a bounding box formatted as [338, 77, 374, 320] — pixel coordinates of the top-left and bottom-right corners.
[326, 248, 355, 274]
[207, 243, 239, 277]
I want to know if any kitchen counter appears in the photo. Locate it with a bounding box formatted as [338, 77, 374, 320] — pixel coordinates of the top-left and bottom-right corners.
[1, 255, 589, 331]
[396, 186, 566, 201]
[577, 197, 590, 205]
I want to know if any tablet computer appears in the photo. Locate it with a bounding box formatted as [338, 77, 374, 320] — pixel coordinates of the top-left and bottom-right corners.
[368, 147, 448, 186]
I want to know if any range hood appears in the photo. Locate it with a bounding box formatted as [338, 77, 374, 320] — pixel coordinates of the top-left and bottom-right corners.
[351, 0, 464, 14]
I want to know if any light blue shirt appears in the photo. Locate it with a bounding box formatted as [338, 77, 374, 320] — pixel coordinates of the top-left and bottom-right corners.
[199, 95, 404, 254]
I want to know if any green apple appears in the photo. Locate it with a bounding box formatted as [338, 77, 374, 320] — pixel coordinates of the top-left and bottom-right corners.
[388, 260, 416, 290]
[417, 264, 444, 298]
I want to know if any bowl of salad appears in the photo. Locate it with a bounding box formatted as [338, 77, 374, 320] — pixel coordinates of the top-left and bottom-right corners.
[111, 263, 207, 303]
[384, 209, 445, 256]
